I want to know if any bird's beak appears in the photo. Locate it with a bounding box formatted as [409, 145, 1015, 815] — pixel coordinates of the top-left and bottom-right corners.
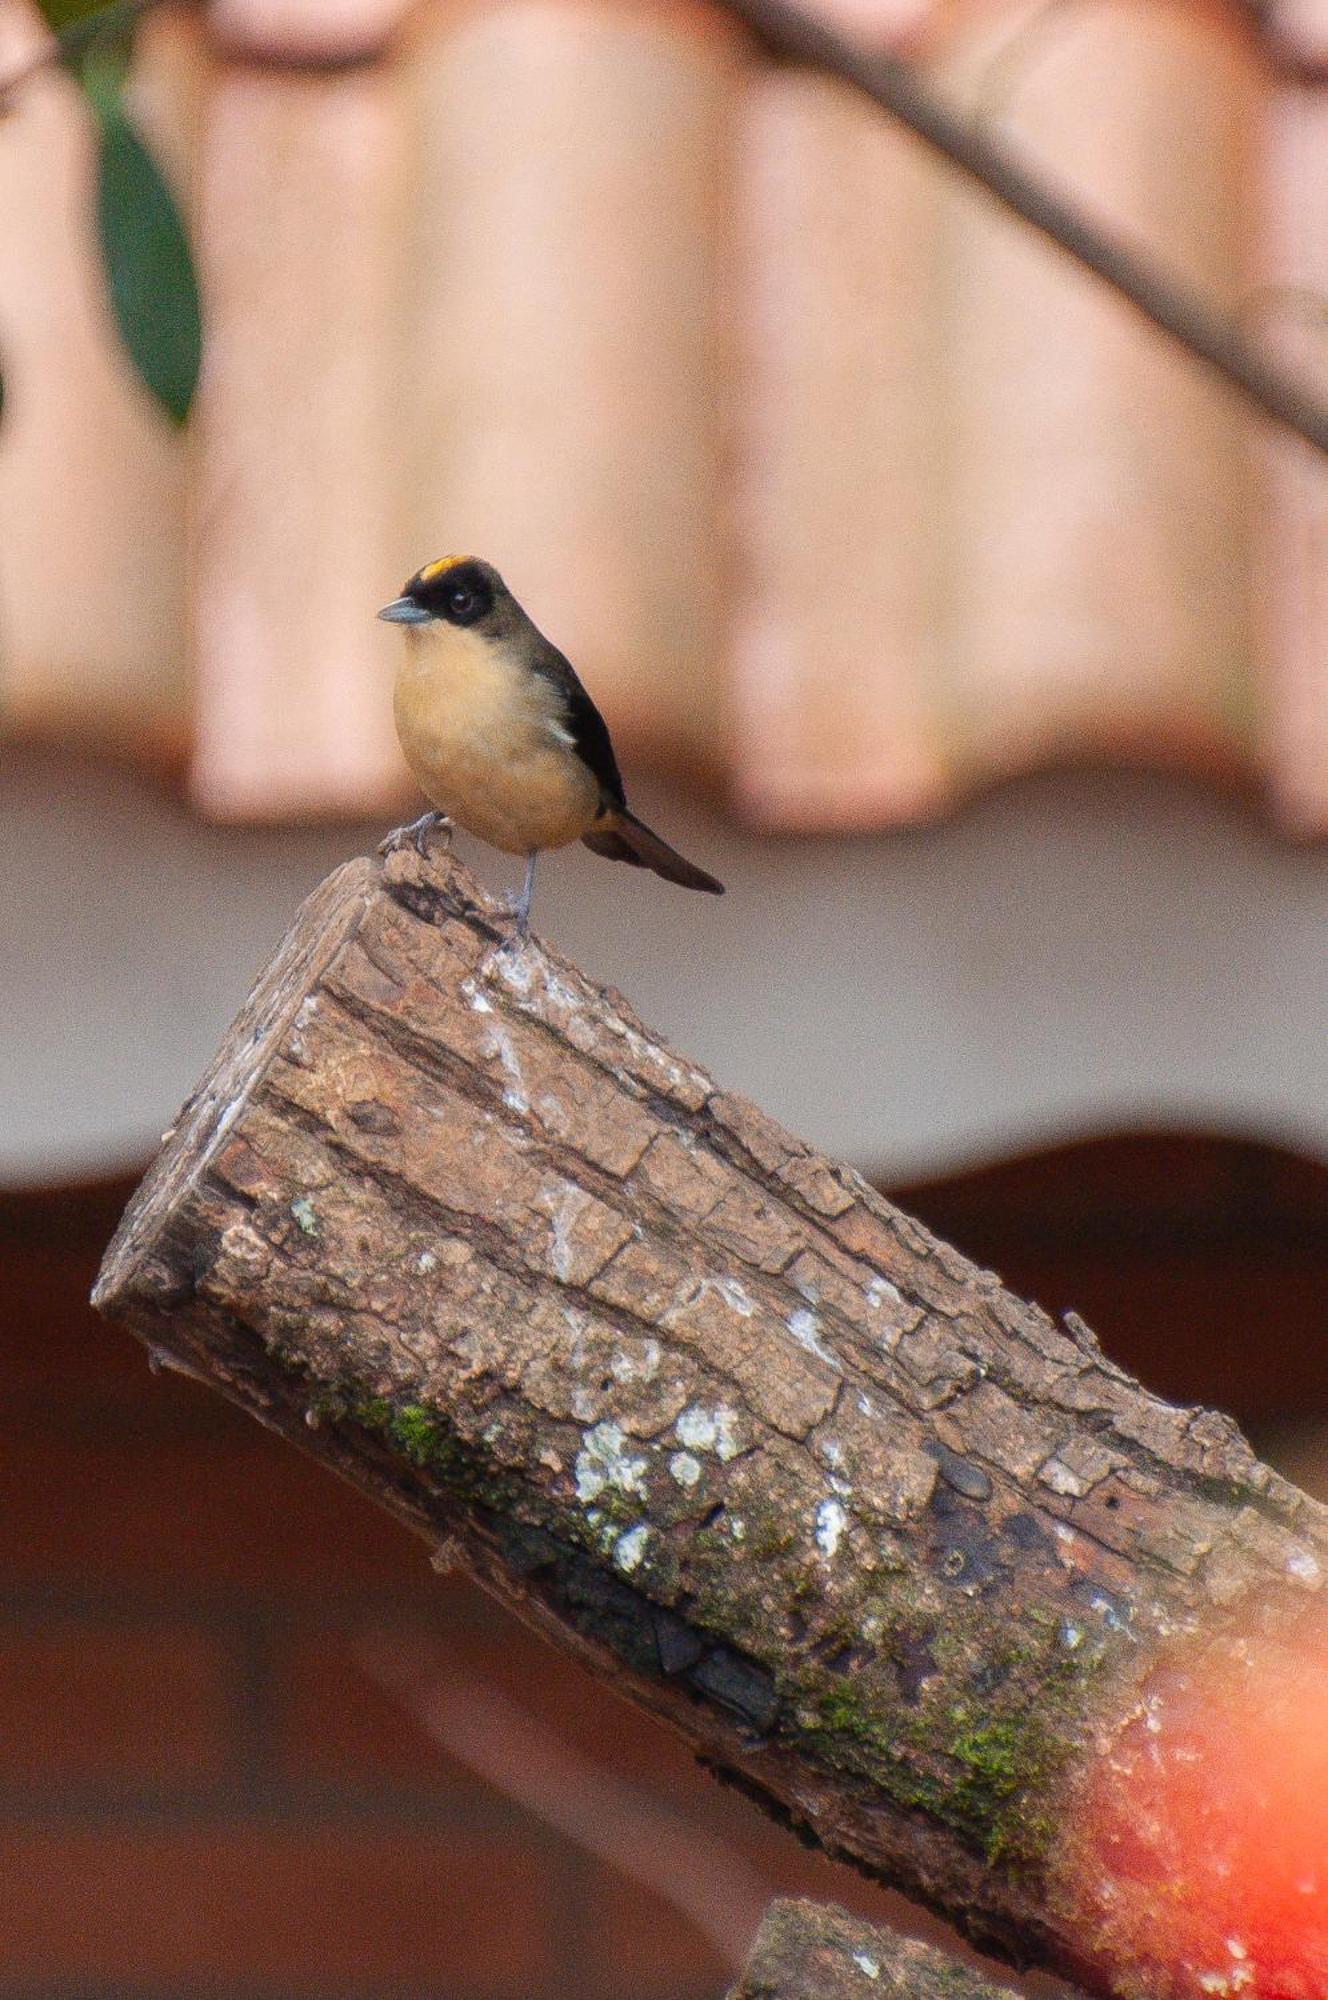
[377, 597, 432, 625]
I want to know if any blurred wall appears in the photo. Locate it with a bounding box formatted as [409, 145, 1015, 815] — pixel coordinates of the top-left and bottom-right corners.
[3, 1138, 1326, 1998]
[7, 749, 1328, 1188]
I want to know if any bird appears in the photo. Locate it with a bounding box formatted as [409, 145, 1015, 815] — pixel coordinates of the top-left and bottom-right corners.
[378, 555, 724, 935]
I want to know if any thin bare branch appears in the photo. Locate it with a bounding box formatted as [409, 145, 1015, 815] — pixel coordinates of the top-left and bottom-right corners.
[722, 0, 1328, 460]
[359, 1637, 774, 1964]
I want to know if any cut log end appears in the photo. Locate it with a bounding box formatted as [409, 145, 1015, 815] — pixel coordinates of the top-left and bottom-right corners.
[94, 845, 518, 1321]
[94, 855, 377, 1318]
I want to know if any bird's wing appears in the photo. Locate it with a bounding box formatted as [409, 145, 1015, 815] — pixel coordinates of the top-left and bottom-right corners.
[531, 639, 627, 809]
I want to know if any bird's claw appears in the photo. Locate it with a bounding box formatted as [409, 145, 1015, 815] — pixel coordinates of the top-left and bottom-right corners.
[491, 894, 530, 949]
[379, 811, 453, 862]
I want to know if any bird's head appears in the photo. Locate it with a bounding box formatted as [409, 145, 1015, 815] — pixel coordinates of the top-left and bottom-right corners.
[378, 555, 509, 634]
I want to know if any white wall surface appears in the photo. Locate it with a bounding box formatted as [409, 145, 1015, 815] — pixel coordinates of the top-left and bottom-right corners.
[4, 747, 1328, 1188]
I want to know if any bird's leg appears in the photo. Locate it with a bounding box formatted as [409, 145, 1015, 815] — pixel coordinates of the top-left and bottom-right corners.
[514, 852, 538, 938]
[378, 811, 453, 861]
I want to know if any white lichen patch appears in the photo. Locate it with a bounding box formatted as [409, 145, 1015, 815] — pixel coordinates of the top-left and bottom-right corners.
[484, 1020, 530, 1115]
[788, 1306, 840, 1372]
[540, 1184, 593, 1283]
[416, 1250, 437, 1274]
[863, 1275, 910, 1353]
[729, 1516, 746, 1541]
[669, 1452, 702, 1488]
[1039, 1454, 1089, 1498]
[285, 993, 321, 1061]
[1198, 1969, 1253, 1996]
[714, 1407, 742, 1460]
[709, 1275, 756, 1317]
[614, 1523, 650, 1573]
[575, 1421, 648, 1503]
[611, 1340, 661, 1384]
[675, 1403, 742, 1461]
[218, 1220, 270, 1282]
[676, 1405, 718, 1452]
[815, 1496, 848, 1559]
[211, 1091, 248, 1148]
[852, 1953, 880, 1981]
[1286, 1546, 1322, 1586]
[492, 951, 709, 1102]
[492, 948, 534, 997]
[290, 1195, 319, 1237]
[1218, 1944, 1254, 1991]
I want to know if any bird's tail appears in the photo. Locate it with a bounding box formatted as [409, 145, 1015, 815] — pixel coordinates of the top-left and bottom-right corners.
[582, 809, 724, 895]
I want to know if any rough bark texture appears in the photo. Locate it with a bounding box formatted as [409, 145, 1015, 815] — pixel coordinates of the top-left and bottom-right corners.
[93, 843, 1328, 1994]
[729, 1898, 1061, 2000]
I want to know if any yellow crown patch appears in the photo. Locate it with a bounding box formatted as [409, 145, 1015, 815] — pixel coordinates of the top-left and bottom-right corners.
[418, 554, 473, 583]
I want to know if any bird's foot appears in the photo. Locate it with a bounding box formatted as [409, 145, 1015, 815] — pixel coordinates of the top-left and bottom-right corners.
[508, 853, 537, 941]
[379, 811, 453, 862]
[496, 901, 531, 948]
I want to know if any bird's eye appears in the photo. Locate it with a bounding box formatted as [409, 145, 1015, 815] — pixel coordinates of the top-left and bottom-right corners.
[447, 585, 475, 619]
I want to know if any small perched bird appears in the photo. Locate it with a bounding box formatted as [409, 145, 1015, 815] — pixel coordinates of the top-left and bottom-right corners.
[378, 556, 724, 933]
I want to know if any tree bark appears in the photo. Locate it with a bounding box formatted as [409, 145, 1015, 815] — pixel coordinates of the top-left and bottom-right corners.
[728, 1897, 1067, 2000]
[93, 842, 1328, 1998]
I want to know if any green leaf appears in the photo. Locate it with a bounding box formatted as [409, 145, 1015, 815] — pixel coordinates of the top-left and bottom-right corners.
[86, 52, 201, 426]
[36, 0, 111, 35]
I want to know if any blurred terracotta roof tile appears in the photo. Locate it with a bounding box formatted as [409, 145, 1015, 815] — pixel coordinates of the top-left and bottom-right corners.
[401, 0, 737, 784]
[1264, 0, 1328, 71]
[207, 0, 415, 64]
[1258, 81, 1328, 832]
[2, 0, 1326, 833]
[188, 58, 410, 818]
[797, 0, 927, 48]
[932, 0, 1257, 789]
[732, 63, 952, 825]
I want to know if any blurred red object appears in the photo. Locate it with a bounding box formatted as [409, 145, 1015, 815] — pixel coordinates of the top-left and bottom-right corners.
[1066, 1620, 1328, 1999]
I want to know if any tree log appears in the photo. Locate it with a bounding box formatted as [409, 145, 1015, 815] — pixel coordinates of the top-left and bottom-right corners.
[93, 843, 1328, 1999]
[729, 1898, 1060, 2000]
